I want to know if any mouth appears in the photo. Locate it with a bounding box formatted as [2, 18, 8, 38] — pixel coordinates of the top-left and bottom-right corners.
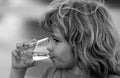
[49, 55, 56, 63]
[49, 53, 55, 58]
[50, 56, 55, 60]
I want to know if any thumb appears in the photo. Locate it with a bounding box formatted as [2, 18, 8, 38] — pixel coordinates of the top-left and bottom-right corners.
[25, 59, 38, 67]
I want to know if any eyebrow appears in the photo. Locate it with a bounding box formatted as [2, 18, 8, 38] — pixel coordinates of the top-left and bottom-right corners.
[51, 34, 62, 40]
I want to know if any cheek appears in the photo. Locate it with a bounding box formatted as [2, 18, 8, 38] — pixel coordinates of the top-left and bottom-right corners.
[54, 47, 75, 68]
[55, 44, 74, 63]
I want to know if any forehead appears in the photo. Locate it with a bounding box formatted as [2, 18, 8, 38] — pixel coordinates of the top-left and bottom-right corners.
[53, 27, 61, 34]
[51, 27, 64, 38]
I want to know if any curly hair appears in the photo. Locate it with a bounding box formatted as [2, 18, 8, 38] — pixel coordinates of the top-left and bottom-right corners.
[40, 0, 120, 78]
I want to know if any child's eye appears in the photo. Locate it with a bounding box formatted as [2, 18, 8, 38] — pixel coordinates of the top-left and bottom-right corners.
[53, 38, 60, 43]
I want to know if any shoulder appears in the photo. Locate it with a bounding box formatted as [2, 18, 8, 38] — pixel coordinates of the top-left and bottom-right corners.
[41, 66, 56, 78]
[43, 65, 55, 74]
[108, 75, 120, 78]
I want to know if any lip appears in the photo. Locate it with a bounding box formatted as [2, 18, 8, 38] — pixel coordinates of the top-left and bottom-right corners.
[48, 52, 54, 57]
[49, 56, 55, 60]
[49, 55, 56, 62]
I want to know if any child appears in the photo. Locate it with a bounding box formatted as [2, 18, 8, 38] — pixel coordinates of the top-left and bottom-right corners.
[10, 0, 120, 78]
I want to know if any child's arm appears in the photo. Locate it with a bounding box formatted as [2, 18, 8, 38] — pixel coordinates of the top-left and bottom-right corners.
[10, 67, 26, 78]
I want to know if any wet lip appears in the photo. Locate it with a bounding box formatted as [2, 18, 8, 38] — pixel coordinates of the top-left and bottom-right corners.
[49, 55, 56, 61]
[50, 56, 55, 63]
[48, 53, 55, 59]
[50, 56, 55, 59]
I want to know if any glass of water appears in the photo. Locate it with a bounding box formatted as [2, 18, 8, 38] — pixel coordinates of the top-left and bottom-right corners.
[32, 37, 50, 61]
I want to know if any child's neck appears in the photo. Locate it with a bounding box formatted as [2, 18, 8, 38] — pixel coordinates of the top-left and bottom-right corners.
[66, 64, 83, 75]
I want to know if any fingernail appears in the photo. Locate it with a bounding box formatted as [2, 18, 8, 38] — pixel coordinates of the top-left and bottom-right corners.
[23, 42, 29, 46]
[16, 43, 21, 48]
[32, 39, 37, 42]
[24, 45, 28, 49]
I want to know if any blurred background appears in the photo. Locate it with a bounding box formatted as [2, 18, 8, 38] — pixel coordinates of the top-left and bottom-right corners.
[0, 0, 120, 78]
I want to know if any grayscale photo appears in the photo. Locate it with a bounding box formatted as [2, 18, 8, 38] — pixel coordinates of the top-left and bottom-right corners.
[0, 0, 120, 78]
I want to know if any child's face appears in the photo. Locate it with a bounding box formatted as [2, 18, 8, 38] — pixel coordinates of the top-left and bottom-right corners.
[47, 28, 75, 69]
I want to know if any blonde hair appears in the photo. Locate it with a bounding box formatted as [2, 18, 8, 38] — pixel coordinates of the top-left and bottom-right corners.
[40, 0, 120, 78]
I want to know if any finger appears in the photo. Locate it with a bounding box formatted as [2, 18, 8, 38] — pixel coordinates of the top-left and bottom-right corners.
[23, 42, 29, 49]
[24, 39, 37, 46]
[31, 39, 37, 42]
[23, 39, 36, 49]
[24, 59, 36, 67]
[27, 42, 36, 48]
[12, 49, 20, 59]
[18, 48, 25, 56]
[30, 39, 37, 46]
[25, 52, 33, 57]
[16, 43, 22, 49]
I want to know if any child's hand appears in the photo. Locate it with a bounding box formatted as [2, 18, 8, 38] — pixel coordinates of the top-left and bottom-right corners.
[11, 39, 37, 70]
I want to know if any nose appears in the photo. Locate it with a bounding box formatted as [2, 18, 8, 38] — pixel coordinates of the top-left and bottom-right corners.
[47, 41, 53, 53]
